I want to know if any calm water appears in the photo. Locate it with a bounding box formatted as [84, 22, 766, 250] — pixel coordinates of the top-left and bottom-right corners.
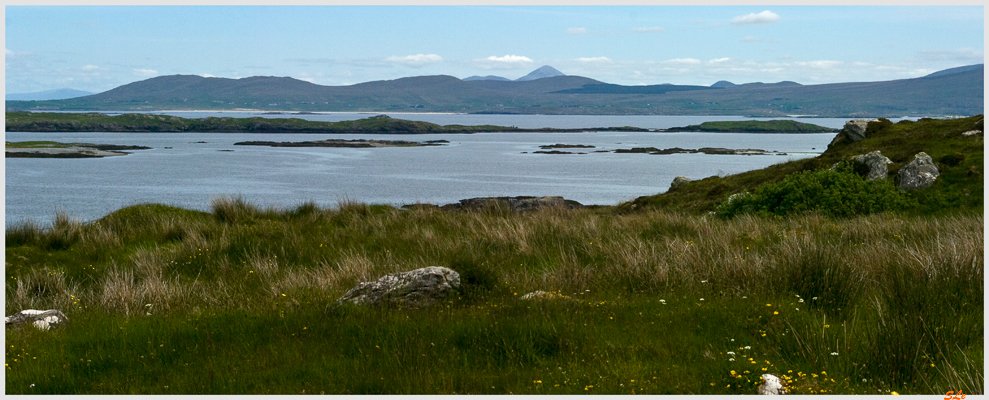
[6, 113, 847, 225]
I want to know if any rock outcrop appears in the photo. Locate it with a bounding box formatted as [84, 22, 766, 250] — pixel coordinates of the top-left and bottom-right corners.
[961, 130, 982, 136]
[852, 150, 893, 180]
[897, 152, 940, 190]
[6, 309, 67, 331]
[841, 119, 879, 142]
[442, 196, 583, 212]
[332, 266, 460, 308]
[758, 373, 786, 395]
[670, 176, 692, 190]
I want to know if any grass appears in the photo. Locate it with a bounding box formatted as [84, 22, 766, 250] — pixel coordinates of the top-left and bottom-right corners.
[5, 200, 983, 394]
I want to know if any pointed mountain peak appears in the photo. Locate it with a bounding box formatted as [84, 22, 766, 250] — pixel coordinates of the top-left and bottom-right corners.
[515, 65, 565, 81]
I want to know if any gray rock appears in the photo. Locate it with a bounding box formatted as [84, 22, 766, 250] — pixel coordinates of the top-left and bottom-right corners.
[333, 266, 460, 308]
[670, 176, 692, 190]
[897, 152, 940, 190]
[852, 150, 893, 180]
[5, 309, 67, 331]
[442, 196, 582, 212]
[841, 119, 879, 141]
[961, 130, 982, 136]
[520, 290, 572, 301]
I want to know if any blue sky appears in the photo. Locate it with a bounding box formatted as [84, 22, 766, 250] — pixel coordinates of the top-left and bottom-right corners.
[4, 5, 984, 94]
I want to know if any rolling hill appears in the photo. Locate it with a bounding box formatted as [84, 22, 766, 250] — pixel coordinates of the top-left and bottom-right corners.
[6, 64, 982, 117]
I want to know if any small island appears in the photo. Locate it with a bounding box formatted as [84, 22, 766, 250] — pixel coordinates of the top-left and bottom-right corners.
[234, 139, 449, 148]
[613, 146, 786, 156]
[5, 141, 151, 158]
[667, 120, 839, 133]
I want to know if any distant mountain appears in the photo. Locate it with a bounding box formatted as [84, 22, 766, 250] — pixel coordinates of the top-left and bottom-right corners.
[463, 66, 565, 82]
[6, 88, 94, 101]
[515, 65, 565, 81]
[710, 81, 737, 88]
[737, 81, 803, 88]
[6, 64, 982, 117]
[463, 75, 511, 82]
[924, 64, 983, 78]
[554, 83, 714, 95]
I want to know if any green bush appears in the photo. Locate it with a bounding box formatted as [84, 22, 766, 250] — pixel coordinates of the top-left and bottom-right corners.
[715, 163, 913, 218]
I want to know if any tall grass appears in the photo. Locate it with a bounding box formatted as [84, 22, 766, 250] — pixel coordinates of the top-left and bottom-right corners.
[5, 199, 982, 394]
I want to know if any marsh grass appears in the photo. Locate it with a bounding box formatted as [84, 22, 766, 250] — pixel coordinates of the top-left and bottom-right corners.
[5, 199, 983, 394]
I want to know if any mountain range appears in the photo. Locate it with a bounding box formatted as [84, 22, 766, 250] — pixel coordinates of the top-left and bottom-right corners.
[6, 64, 983, 117]
[6, 88, 94, 101]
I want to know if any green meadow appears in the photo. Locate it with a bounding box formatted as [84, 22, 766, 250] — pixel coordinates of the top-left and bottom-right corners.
[5, 116, 983, 394]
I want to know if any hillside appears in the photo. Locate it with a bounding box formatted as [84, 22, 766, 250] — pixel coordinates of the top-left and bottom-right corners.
[622, 115, 984, 215]
[5, 64, 983, 117]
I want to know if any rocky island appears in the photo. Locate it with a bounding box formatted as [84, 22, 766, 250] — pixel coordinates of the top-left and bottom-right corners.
[234, 139, 449, 148]
[5, 141, 151, 158]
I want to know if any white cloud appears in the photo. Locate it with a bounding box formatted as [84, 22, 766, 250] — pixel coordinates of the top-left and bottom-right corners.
[731, 11, 780, 25]
[794, 60, 842, 69]
[663, 58, 702, 65]
[486, 55, 533, 64]
[472, 54, 534, 70]
[385, 53, 443, 67]
[200, 73, 216, 78]
[5, 48, 13, 56]
[708, 58, 731, 64]
[567, 27, 587, 35]
[632, 26, 665, 33]
[133, 68, 158, 76]
[82, 64, 100, 71]
[575, 57, 612, 63]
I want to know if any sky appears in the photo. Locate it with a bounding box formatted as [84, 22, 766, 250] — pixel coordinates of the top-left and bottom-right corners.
[4, 5, 984, 94]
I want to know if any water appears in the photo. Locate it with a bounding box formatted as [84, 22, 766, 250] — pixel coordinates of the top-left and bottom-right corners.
[6, 114, 843, 225]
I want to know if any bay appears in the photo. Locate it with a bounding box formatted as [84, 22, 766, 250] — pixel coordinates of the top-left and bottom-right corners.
[6, 113, 846, 225]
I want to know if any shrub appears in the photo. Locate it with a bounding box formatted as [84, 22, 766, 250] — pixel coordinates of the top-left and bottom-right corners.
[715, 162, 913, 218]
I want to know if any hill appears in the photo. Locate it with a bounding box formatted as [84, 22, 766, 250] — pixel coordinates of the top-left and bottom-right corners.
[621, 115, 984, 215]
[6, 65, 982, 117]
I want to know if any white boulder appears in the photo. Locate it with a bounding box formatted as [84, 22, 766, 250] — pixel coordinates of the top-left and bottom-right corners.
[758, 373, 786, 395]
[6, 309, 67, 331]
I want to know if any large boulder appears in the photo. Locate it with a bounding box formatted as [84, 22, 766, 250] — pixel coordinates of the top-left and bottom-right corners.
[670, 176, 692, 190]
[332, 266, 460, 308]
[442, 196, 582, 212]
[6, 309, 67, 331]
[841, 119, 879, 142]
[852, 150, 892, 180]
[897, 152, 940, 190]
